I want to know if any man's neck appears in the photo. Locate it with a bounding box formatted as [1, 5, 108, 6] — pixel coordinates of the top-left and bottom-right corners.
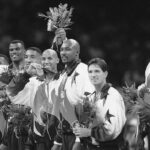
[12, 60, 24, 71]
[45, 72, 56, 82]
[65, 59, 80, 75]
[95, 81, 106, 93]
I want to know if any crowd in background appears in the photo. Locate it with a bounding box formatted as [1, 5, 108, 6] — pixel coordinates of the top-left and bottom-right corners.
[0, 0, 150, 87]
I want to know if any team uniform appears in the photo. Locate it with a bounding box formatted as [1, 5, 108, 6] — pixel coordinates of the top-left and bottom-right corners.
[33, 76, 60, 150]
[1, 65, 34, 150]
[82, 84, 126, 150]
[7, 75, 42, 108]
[53, 61, 94, 150]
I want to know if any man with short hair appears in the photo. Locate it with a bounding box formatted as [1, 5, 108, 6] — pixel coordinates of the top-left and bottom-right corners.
[8, 40, 25, 75]
[7, 46, 43, 107]
[24, 47, 42, 71]
[52, 39, 94, 150]
[73, 58, 126, 150]
[0, 40, 26, 150]
[33, 49, 60, 150]
[1, 46, 43, 150]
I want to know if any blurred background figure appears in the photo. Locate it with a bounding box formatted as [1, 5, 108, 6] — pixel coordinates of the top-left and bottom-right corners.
[123, 116, 140, 150]
[0, 0, 150, 87]
[0, 54, 9, 65]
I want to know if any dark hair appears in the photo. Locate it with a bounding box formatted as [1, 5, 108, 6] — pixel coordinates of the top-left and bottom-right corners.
[0, 54, 9, 64]
[88, 58, 108, 72]
[26, 47, 42, 55]
[9, 40, 25, 48]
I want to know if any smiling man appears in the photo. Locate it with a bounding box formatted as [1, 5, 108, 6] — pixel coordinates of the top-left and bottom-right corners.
[2, 46, 43, 150]
[52, 39, 94, 150]
[9, 40, 25, 75]
[7, 46, 43, 106]
[73, 58, 126, 150]
[24, 47, 42, 76]
[33, 49, 60, 150]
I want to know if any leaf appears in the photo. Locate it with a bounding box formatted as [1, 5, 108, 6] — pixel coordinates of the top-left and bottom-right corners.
[38, 3, 74, 31]
[38, 13, 49, 19]
[59, 3, 68, 10]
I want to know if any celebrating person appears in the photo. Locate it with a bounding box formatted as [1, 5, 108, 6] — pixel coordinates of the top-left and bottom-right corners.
[0, 46, 42, 150]
[0, 40, 26, 150]
[73, 58, 126, 150]
[33, 49, 60, 150]
[6, 46, 43, 106]
[8, 40, 25, 75]
[52, 39, 94, 150]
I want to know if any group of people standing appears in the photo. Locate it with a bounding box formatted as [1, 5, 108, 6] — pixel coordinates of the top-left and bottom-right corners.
[0, 27, 148, 150]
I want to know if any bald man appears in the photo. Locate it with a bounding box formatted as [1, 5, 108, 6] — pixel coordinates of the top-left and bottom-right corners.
[33, 49, 60, 150]
[52, 39, 94, 150]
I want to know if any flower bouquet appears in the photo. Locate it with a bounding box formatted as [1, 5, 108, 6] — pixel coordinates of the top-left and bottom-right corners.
[0, 66, 13, 85]
[120, 83, 150, 149]
[38, 3, 74, 32]
[0, 66, 13, 116]
[120, 83, 138, 115]
[7, 104, 33, 138]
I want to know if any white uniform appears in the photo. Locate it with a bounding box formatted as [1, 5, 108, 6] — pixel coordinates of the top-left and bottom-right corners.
[33, 79, 58, 125]
[8, 76, 42, 108]
[55, 62, 94, 125]
[89, 87, 126, 142]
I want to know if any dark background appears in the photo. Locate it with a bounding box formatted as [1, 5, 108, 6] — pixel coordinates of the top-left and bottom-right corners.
[0, 0, 150, 87]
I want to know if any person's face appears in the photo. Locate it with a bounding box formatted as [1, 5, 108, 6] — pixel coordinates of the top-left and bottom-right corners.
[60, 42, 78, 64]
[9, 43, 25, 62]
[0, 57, 8, 65]
[25, 50, 41, 69]
[42, 51, 59, 73]
[88, 64, 107, 86]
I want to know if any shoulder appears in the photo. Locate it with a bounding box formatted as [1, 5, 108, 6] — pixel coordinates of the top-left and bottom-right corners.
[74, 62, 89, 78]
[0, 65, 8, 73]
[137, 83, 146, 92]
[29, 76, 43, 86]
[107, 87, 125, 109]
[76, 62, 88, 73]
[108, 87, 123, 99]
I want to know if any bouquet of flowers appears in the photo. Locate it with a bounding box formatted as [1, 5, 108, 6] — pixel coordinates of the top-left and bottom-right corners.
[120, 83, 150, 149]
[120, 83, 138, 115]
[79, 96, 95, 128]
[0, 66, 13, 116]
[0, 65, 13, 85]
[120, 82, 150, 122]
[38, 3, 74, 31]
[7, 104, 33, 138]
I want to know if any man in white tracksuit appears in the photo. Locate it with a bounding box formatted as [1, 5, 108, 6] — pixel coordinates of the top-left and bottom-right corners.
[52, 39, 94, 150]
